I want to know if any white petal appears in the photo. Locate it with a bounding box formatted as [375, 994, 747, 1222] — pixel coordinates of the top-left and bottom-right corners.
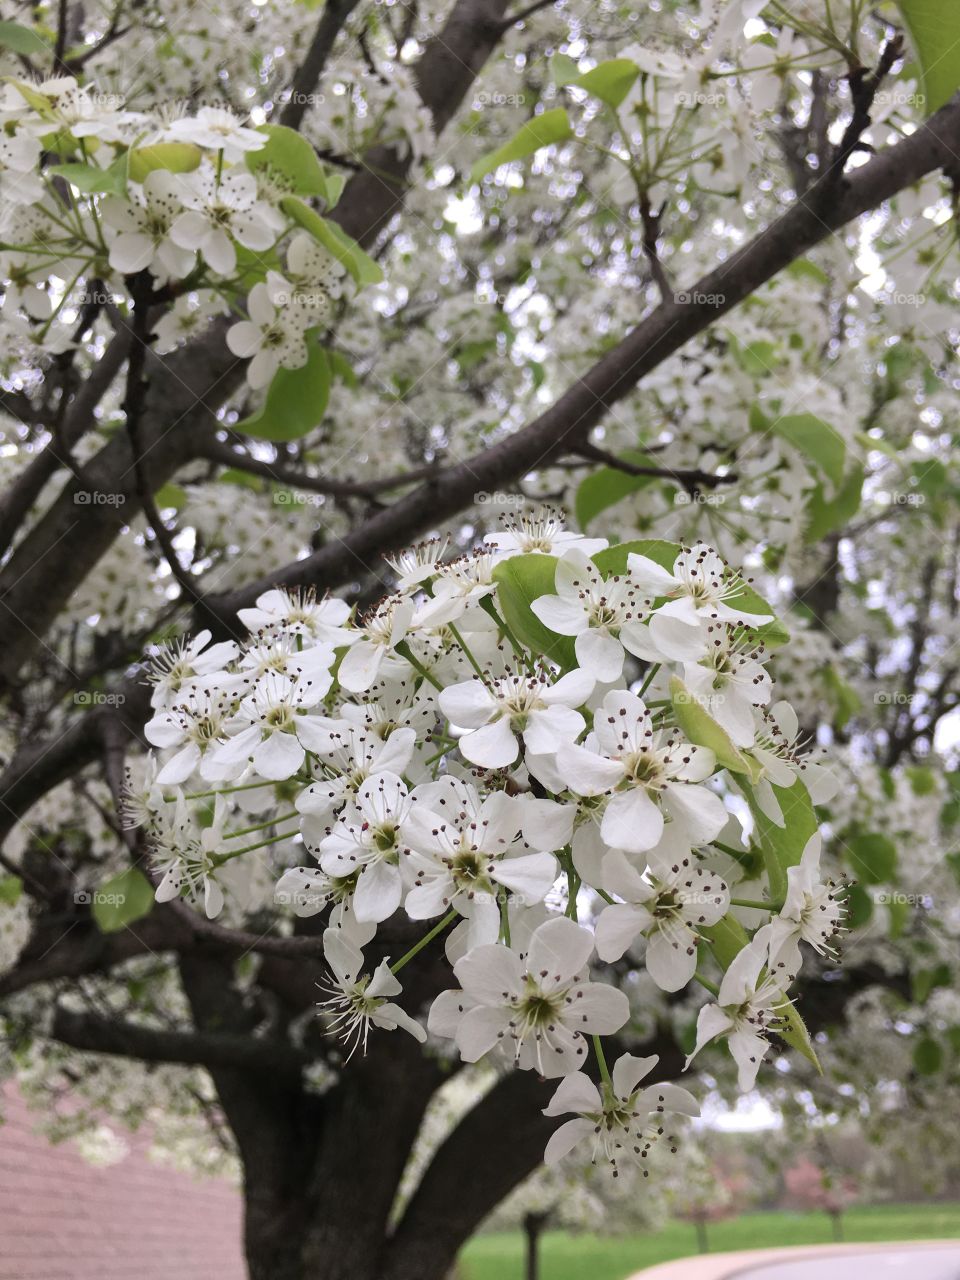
[601, 788, 664, 854]
[438, 679, 495, 729]
[544, 1118, 595, 1164]
[530, 595, 586, 636]
[595, 902, 646, 963]
[456, 1005, 512, 1061]
[543, 1071, 602, 1117]
[252, 730, 304, 781]
[454, 942, 524, 1004]
[612, 1053, 658, 1098]
[458, 718, 518, 768]
[353, 860, 402, 923]
[527, 917, 593, 986]
[575, 628, 624, 682]
[572, 981, 630, 1033]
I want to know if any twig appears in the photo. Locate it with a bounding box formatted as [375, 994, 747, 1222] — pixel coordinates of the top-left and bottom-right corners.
[571, 440, 736, 493]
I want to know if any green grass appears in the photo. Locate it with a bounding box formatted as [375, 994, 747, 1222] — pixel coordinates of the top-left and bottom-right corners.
[460, 1203, 960, 1280]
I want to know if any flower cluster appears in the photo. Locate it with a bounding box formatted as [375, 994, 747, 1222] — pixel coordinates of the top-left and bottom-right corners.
[134, 510, 842, 1172]
[0, 77, 353, 386]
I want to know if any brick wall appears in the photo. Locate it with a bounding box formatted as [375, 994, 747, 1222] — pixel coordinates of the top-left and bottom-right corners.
[0, 1083, 245, 1279]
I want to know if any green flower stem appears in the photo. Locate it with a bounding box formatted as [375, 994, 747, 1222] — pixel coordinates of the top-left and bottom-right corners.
[565, 865, 580, 920]
[395, 640, 443, 690]
[225, 812, 299, 840]
[184, 779, 296, 800]
[214, 828, 300, 865]
[730, 896, 783, 912]
[448, 622, 486, 681]
[638, 662, 661, 698]
[593, 1034, 612, 1088]
[498, 888, 512, 946]
[695, 971, 721, 997]
[390, 910, 458, 973]
[478, 596, 525, 658]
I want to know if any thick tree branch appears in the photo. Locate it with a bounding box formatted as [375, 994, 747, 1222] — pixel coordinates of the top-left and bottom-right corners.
[278, 0, 363, 130]
[51, 1004, 311, 1075]
[0, 330, 132, 558]
[199, 438, 441, 499]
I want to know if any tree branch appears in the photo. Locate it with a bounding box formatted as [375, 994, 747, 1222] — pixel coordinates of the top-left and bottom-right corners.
[51, 1004, 311, 1075]
[208, 94, 960, 621]
[199, 438, 442, 499]
[278, 0, 363, 130]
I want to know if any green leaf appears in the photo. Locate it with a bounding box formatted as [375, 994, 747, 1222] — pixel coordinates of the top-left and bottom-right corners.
[725, 581, 790, 648]
[49, 161, 127, 195]
[906, 764, 937, 796]
[785, 257, 829, 286]
[154, 483, 187, 511]
[744, 777, 818, 901]
[280, 197, 383, 284]
[701, 914, 750, 969]
[492, 554, 577, 670]
[670, 676, 759, 779]
[896, 0, 960, 111]
[246, 124, 336, 200]
[128, 142, 201, 182]
[804, 464, 864, 543]
[912, 963, 951, 1003]
[92, 867, 155, 934]
[571, 58, 640, 108]
[913, 1035, 943, 1075]
[0, 875, 22, 906]
[236, 339, 332, 442]
[218, 468, 265, 492]
[550, 53, 580, 86]
[844, 884, 873, 928]
[734, 338, 780, 377]
[767, 412, 846, 493]
[822, 663, 861, 731]
[574, 450, 654, 529]
[0, 20, 49, 55]
[327, 349, 357, 386]
[470, 108, 574, 182]
[776, 1001, 822, 1074]
[591, 538, 680, 576]
[845, 832, 897, 885]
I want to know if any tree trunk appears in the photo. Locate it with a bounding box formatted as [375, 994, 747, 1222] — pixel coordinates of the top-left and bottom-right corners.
[829, 1209, 844, 1242]
[695, 1218, 709, 1253]
[523, 1210, 550, 1280]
